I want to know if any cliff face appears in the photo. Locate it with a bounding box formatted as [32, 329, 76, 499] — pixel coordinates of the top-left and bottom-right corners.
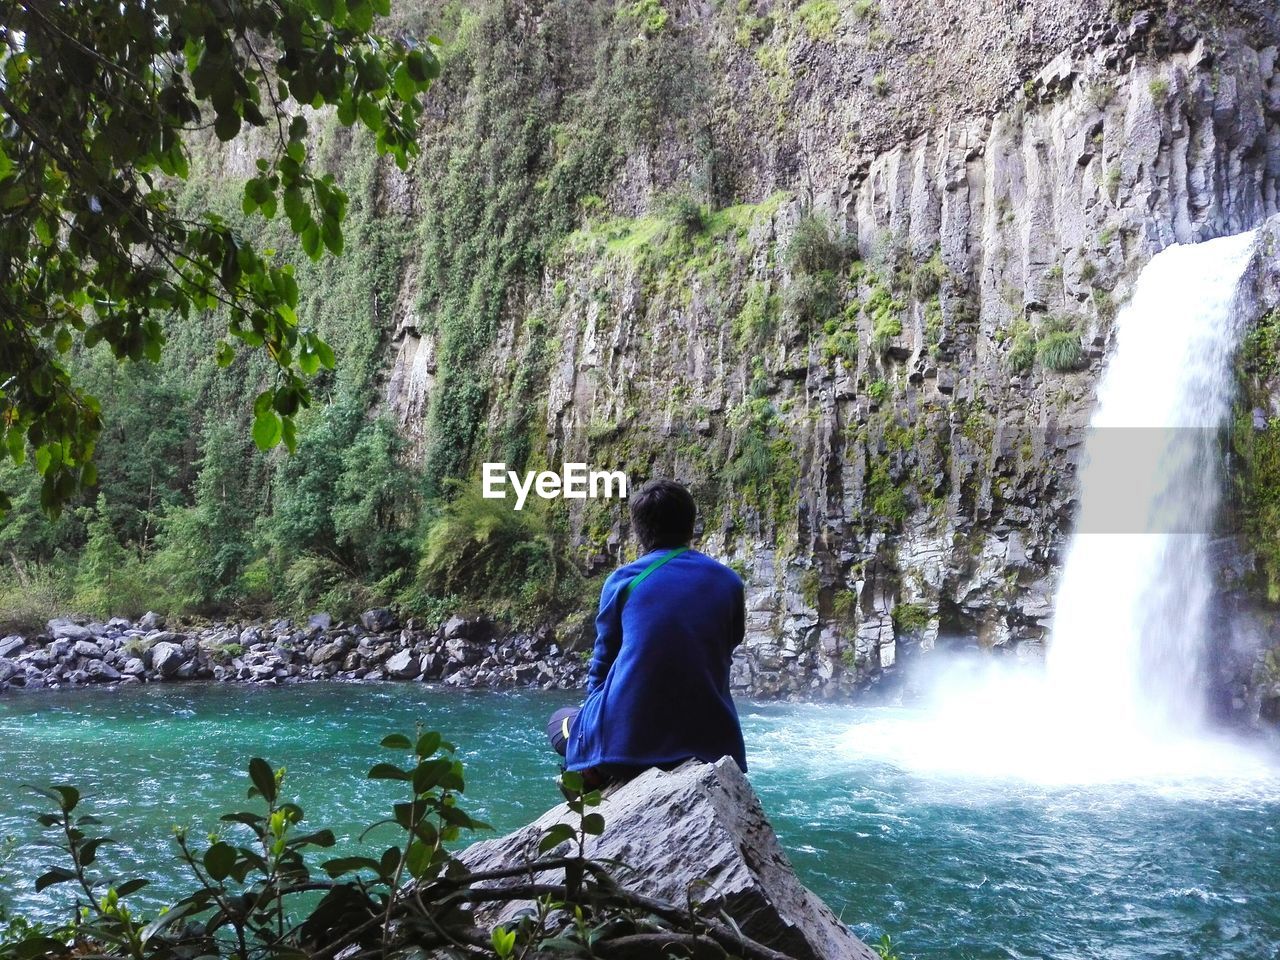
[373, 1, 1280, 702]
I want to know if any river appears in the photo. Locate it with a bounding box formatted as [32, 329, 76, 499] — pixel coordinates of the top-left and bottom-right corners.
[1, 681, 1277, 960]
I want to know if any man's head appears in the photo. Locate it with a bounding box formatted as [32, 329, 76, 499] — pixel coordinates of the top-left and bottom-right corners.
[630, 479, 696, 553]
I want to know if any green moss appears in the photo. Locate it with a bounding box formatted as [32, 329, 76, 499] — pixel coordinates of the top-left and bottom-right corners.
[871, 72, 890, 96]
[733, 281, 780, 350]
[795, 0, 840, 38]
[891, 601, 930, 634]
[727, 398, 800, 517]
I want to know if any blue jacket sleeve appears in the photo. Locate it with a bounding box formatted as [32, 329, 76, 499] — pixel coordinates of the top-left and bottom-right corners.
[586, 573, 624, 694]
[732, 578, 745, 650]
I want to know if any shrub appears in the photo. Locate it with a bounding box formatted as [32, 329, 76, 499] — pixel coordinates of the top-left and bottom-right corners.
[872, 313, 902, 355]
[852, 0, 877, 21]
[0, 564, 74, 633]
[1009, 331, 1037, 374]
[891, 601, 930, 633]
[867, 379, 889, 404]
[870, 72, 890, 96]
[659, 189, 708, 238]
[796, 0, 840, 38]
[1037, 330, 1085, 371]
[784, 270, 841, 325]
[732, 281, 780, 349]
[909, 249, 948, 300]
[418, 483, 580, 622]
[787, 212, 848, 275]
[1149, 76, 1170, 104]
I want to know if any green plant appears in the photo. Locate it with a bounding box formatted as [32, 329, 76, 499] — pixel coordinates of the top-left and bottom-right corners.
[868, 379, 889, 404]
[1037, 330, 1085, 372]
[785, 271, 842, 325]
[873, 932, 905, 960]
[418, 483, 581, 623]
[891, 601, 930, 634]
[852, 0, 878, 21]
[733, 281, 781, 349]
[795, 0, 841, 38]
[1149, 76, 1171, 104]
[1008, 328, 1037, 375]
[870, 72, 891, 96]
[0, 0, 439, 514]
[5, 731, 790, 960]
[872, 314, 902, 355]
[787, 213, 849, 275]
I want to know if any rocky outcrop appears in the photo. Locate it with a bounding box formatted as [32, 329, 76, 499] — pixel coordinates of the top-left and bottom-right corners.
[458, 757, 878, 960]
[0, 613, 586, 693]
[377, 1, 1280, 701]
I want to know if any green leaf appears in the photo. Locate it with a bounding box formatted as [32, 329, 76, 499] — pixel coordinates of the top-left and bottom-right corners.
[380, 733, 412, 750]
[214, 109, 242, 142]
[314, 338, 336, 369]
[367, 762, 410, 781]
[248, 757, 277, 802]
[393, 63, 416, 101]
[415, 731, 442, 758]
[35, 867, 77, 891]
[253, 411, 283, 451]
[581, 812, 605, 835]
[537, 823, 576, 854]
[204, 841, 236, 881]
[215, 341, 235, 367]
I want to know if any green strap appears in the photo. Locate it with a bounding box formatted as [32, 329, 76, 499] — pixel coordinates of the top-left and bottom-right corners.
[619, 546, 689, 611]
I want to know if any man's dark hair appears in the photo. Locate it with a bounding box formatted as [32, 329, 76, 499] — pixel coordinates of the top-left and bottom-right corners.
[630, 479, 696, 552]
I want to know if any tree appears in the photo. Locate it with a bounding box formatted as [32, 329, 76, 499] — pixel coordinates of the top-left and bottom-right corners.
[0, 0, 440, 515]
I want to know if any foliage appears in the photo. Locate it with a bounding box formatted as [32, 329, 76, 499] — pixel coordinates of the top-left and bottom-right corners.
[1233, 309, 1280, 601]
[867, 462, 908, 525]
[795, 0, 841, 39]
[417, 484, 581, 623]
[784, 272, 841, 326]
[871, 73, 891, 96]
[733, 282, 780, 350]
[727, 400, 799, 516]
[1008, 322, 1037, 375]
[891, 602, 930, 634]
[786, 213, 848, 276]
[1036, 330, 1085, 372]
[0, 732, 790, 960]
[0, 563, 74, 634]
[0, 0, 440, 514]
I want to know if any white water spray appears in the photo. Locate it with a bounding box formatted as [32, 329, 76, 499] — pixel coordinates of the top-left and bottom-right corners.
[840, 229, 1278, 785]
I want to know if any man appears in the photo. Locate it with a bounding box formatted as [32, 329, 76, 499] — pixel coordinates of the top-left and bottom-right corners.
[547, 479, 747, 786]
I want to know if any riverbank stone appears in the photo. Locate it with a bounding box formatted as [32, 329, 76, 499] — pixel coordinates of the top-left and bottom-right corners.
[457, 757, 878, 960]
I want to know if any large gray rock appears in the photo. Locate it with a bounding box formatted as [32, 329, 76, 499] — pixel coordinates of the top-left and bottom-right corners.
[149, 641, 186, 678]
[385, 649, 420, 679]
[457, 758, 877, 960]
[0, 636, 25, 658]
[47, 619, 93, 642]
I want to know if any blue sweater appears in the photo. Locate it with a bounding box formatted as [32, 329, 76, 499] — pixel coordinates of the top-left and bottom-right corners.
[566, 548, 747, 773]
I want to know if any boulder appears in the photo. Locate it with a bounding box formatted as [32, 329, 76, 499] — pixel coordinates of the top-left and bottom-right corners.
[442, 616, 470, 640]
[138, 611, 164, 631]
[0, 636, 25, 658]
[72, 639, 103, 659]
[150, 641, 186, 678]
[308, 612, 333, 631]
[385, 649, 421, 680]
[457, 758, 878, 960]
[443, 637, 484, 666]
[47, 619, 93, 642]
[310, 639, 347, 665]
[85, 659, 122, 682]
[360, 608, 398, 633]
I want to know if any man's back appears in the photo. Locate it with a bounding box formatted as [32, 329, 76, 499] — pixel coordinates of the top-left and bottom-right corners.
[566, 548, 747, 774]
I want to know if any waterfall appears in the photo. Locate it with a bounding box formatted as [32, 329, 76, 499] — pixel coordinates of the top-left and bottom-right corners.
[840, 229, 1276, 784]
[1047, 230, 1258, 735]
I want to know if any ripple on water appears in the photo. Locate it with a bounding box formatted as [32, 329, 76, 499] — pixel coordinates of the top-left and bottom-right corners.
[1, 685, 1279, 960]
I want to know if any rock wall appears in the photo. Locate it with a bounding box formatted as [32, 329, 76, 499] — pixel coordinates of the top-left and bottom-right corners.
[373, 1, 1280, 702]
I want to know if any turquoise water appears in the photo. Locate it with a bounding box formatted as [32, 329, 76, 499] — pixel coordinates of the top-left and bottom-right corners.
[1, 683, 1279, 960]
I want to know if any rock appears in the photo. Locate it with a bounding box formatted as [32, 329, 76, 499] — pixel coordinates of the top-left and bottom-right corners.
[385, 649, 420, 680]
[360, 608, 397, 633]
[138, 611, 164, 631]
[443, 637, 484, 666]
[85, 659, 122, 682]
[150, 641, 186, 678]
[308, 612, 333, 631]
[0, 636, 25, 658]
[121, 657, 146, 677]
[47, 619, 93, 642]
[457, 758, 877, 960]
[442, 616, 470, 640]
[0, 658, 16, 683]
[310, 640, 347, 665]
[72, 639, 103, 659]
